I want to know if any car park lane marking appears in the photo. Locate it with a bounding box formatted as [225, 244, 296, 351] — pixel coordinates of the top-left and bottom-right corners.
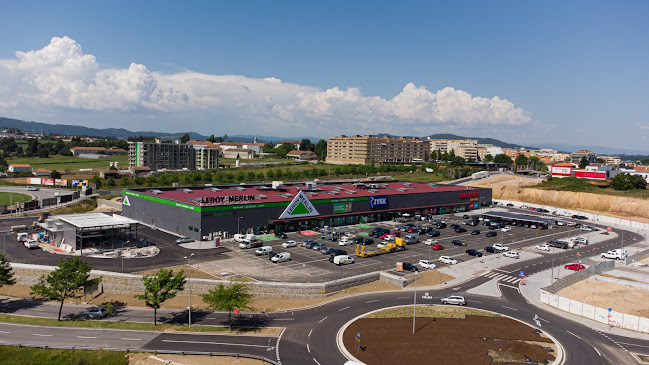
[308, 329, 313, 337]
[566, 331, 582, 340]
[76, 336, 96, 339]
[313, 358, 321, 365]
[318, 316, 328, 323]
[0, 331, 9, 334]
[339, 306, 350, 312]
[121, 338, 141, 341]
[365, 300, 379, 303]
[161, 339, 268, 348]
[307, 343, 311, 353]
[397, 296, 411, 299]
[33, 334, 53, 337]
[501, 306, 518, 311]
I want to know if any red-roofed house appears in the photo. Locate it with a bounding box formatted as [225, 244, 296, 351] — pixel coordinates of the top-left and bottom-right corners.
[32, 168, 50, 177]
[287, 150, 318, 161]
[222, 148, 254, 159]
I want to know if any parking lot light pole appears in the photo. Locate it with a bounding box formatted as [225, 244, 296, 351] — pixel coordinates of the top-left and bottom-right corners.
[121, 241, 130, 274]
[184, 253, 195, 328]
[237, 216, 244, 235]
[413, 275, 418, 335]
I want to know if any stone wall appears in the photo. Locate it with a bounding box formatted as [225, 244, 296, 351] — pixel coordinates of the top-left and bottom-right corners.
[541, 260, 615, 294]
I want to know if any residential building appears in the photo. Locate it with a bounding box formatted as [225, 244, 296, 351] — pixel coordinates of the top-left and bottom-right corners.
[8, 164, 31, 173]
[128, 140, 196, 171]
[326, 135, 430, 165]
[222, 148, 254, 159]
[275, 140, 302, 149]
[218, 142, 264, 155]
[287, 150, 319, 161]
[599, 156, 621, 166]
[570, 150, 597, 164]
[455, 145, 488, 161]
[32, 168, 50, 176]
[187, 140, 221, 170]
[428, 139, 477, 155]
[70, 146, 107, 156]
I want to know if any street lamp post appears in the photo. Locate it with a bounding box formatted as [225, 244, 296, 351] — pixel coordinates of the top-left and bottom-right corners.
[184, 253, 195, 328]
[121, 240, 130, 274]
[237, 216, 244, 235]
[413, 275, 418, 335]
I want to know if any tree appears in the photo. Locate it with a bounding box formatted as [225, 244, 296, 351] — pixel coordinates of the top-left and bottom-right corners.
[262, 142, 275, 154]
[106, 177, 116, 187]
[275, 143, 295, 158]
[493, 154, 513, 165]
[49, 170, 62, 179]
[450, 156, 466, 167]
[299, 139, 315, 151]
[610, 173, 647, 191]
[595, 157, 606, 164]
[579, 156, 590, 169]
[180, 133, 191, 144]
[430, 150, 437, 161]
[207, 134, 216, 143]
[15, 146, 24, 157]
[0, 254, 16, 288]
[135, 268, 186, 325]
[30, 257, 97, 321]
[314, 139, 327, 158]
[642, 158, 649, 166]
[484, 154, 493, 162]
[515, 154, 529, 167]
[109, 165, 117, 171]
[202, 281, 253, 329]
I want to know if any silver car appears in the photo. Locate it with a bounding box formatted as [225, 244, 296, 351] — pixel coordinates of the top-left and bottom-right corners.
[83, 306, 108, 319]
[441, 295, 467, 306]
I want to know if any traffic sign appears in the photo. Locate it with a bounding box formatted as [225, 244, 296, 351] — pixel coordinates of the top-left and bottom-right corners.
[608, 307, 612, 312]
[519, 271, 524, 277]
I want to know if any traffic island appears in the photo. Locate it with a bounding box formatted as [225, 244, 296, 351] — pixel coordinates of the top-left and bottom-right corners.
[340, 306, 557, 365]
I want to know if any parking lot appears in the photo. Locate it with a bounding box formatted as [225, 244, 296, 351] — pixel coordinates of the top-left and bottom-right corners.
[207, 208, 608, 283]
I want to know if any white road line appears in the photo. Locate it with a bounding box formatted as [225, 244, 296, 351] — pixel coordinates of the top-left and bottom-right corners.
[511, 278, 522, 284]
[274, 318, 294, 321]
[502, 306, 518, 311]
[161, 339, 268, 348]
[121, 338, 142, 341]
[539, 318, 550, 323]
[319, 316, 328, 323]
[307, 343, 311, 353]
[567, 331, 582, 340]
[32, 334, 53, 337]
[206, 317, 218, 319]
[498, 283, 520, 290]
[313, 358, 321, 365]
[76, 336, 96, 339]
[0, 331, 9, 334]
[616, 341, 649, 349]
[339, 306, 350, 312]
[397, 296, 410, 299]
[308, 329, 313, 337]
[365, 300, 379, 303]
[593, 346, 602, 357]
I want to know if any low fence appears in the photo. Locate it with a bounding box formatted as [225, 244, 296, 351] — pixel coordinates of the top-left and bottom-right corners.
[626, 248, 649, 265]
[542, 260, 615, 294]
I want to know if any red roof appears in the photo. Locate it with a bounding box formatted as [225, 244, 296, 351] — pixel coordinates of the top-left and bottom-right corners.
[135, 182, 473, 207]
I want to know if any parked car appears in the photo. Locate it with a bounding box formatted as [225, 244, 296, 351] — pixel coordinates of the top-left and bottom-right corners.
[312, 242, 326, 251]
[427, 230, 441, 237]
[339, 238, 353, 246]
[580, 226, 594, 232]
[574, 237, 589, 245]
[506, 203, 514, 207]
[363, 238, 375, 245]
[450, 224, 460, 229]
[501, 227, 512, 232]
[329, 248, 347, 257]
[282, 240, 297, 248]
[548, 240, 569, 249]
[83, 306, 108, 319]
[485, 246, 497, 253]
[465, 249, 483, 257]
[565, 263, 585, 271]
[333, 255, 354, 266]
[353, 237, 365, 245]
[572, 215, 588, 220]
[439, 256, 458, 265]
[418, 260, 436, 269]
[23, 239, 39, 249]
[601, 249, 626, 260]
[402, 262, 419, 272]
[271, 252, 291, 263]
[175, 236, 195, 244]
[471, 229, 480, 235]
[535, 244, 551, 251]
[452, 239, 466, 246]
[504, 251, 520, 259]
[441, 295, 466, 306]
[435, 222, 447, 229]
[431, 243, 445, 251]
[556, 221, 567, 226]
[492, 243, 509, 252]
[424, 239, 438, 246]
[485, 231, 497, 237]
[454, 227, 467, 233]
[303, 239, 316, 248]
[255, 246, 273, 256]
[274, 231, 288, 239]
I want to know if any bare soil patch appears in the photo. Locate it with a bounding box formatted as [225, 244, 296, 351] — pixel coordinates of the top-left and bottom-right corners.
[343, 308, 555, 365]
[128, 353, 264, 364]
[558, 278, 649, 317]
[404, 269, 455, 288]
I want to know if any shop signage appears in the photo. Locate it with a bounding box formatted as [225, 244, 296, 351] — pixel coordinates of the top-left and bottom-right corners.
[459, 192, 479, 198]
[333, 202, 352, 214]
[122, 196, 130, 206]
[278, 191, 320, 219]
[369, 195, 388, 209]
[200, 195, 255, 205]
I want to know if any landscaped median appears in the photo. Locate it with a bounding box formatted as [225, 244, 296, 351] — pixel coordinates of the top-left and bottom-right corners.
[0, 314, 282, 335]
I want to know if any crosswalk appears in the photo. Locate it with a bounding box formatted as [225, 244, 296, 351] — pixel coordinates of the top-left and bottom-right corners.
[482, 271, 523, 284]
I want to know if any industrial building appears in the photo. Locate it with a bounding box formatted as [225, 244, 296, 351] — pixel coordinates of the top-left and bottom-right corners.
[121, 181, 492, 240]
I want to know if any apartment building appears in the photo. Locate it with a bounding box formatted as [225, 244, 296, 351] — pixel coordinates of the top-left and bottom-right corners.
[570, 150, 597, 164]
[128, 140, 196, 171]
[187, 140, 221, 170]
[428, 139, 477, 153]
[326, 135, 430, 165]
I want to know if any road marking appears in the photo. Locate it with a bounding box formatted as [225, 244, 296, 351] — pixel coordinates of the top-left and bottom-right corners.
[206, 317, 218, 319]
[161, 339, 268, 348]
[121, 338, 141, 341]
[567, 331, 581, 340]
[501, 306, 518, 311]
[274, 318, 294, 321]
[307, 343, 311, 353]
[498, 283, 520, 290]
[397, 296, 410, 299]
[313, 358, 321, 365]
[593, 346, 601, 357]
[76, 336, 96, 339]
[32, 334, 52, 337]
[616, 341, 649, 349]
[308, 329, 313, 337]
[0, 331, 9, 334]
[319, 316, 328, 323]
[539, 318, 549, 323]
[365, 300, 379, 303]
[339, 306, 350, 312]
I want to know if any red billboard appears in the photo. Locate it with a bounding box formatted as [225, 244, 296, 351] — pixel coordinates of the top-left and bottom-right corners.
[551, 166, 572, 177]
[574, 170, 607, 180]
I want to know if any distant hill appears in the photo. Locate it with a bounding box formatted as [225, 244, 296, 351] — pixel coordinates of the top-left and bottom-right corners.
[0, 117, 206, 140]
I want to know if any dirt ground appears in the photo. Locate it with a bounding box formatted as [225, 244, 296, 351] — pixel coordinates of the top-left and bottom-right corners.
[470, 175, 649, 223]
[558, 277, 649, 317]
[129, 353, 264, 365]
[343, 309, 555, 365]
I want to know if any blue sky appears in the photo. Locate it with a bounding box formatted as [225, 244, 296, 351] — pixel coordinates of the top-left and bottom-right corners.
[1, 1, 647, 151]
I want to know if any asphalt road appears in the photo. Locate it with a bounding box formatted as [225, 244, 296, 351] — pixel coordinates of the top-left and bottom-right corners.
[0, 186, 65, 200]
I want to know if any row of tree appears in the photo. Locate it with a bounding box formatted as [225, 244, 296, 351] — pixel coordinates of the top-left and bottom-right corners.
[0, 255, 252, 329]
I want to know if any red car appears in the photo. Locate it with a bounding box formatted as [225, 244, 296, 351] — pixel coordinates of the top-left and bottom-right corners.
[407, 227, 418, 233]
[565, 263, 585, 271]
[431, 243, 445, 251]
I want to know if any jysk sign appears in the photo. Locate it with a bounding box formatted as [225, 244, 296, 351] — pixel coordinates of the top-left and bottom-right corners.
[369, 195, 388, 209]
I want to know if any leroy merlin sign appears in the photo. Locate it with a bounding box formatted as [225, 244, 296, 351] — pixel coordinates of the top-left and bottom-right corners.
[278, 191, 320, 219]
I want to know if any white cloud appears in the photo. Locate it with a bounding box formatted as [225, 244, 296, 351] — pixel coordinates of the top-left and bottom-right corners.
[637, 123, 649, 130]
[0, 36, 534, 134]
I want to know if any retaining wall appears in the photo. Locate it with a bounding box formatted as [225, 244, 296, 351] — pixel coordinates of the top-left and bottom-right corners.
[542, 260, 615, 294]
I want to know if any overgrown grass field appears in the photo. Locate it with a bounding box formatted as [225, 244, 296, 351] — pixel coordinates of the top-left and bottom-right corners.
[0, 345, 129, 365]
[7, 155, 128, 172]
[0, 192, 32, 205]
[529, 177, 649, 198]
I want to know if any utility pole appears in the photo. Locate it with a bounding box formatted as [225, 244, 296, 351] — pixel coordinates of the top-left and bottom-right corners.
[184, 253, 194, 328]
[413, 275, 418, 335]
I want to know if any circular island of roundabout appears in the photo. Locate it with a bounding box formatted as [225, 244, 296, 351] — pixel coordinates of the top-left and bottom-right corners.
[339, 305, 560, 365]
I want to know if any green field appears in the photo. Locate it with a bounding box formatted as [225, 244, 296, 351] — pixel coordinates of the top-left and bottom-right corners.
[7, 155, 128, 172]
[0, 345, 128, 365]
[0, 192, 32, 205]
[529, 177, 649, 199]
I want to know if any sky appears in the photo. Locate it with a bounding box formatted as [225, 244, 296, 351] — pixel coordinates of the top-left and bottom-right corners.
[0, 1, 647, 151]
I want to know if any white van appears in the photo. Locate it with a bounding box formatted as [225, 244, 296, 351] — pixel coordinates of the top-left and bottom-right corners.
[271, 252, 291, 263]
[333, 255, 354, 266]
[601, 249, 626, 260]
[233, 234, 246, 242]
[17, 232, 29, 242]
[239, 240, 261, 249]
[255, 246, 273, 256]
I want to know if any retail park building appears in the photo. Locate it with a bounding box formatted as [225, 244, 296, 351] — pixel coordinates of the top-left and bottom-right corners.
[122, 181, 492, 240]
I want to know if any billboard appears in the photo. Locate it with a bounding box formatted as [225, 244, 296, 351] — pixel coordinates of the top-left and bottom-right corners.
[27, 177, 41, 185]
[369, 195, 388, 209]
[333, 202, 352, 214]
[551, 166, 573, 177]
[42, 178, 54, 186]
[574, 170, 607, 180]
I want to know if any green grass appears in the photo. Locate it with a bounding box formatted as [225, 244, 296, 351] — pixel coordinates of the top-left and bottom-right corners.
[7, 155, 129, 172]
[364, 306, 499, 319]
[394, 171, 456, 183]
[529, 177, 649, 199]
[0, 192, 32, 205]
[0, 345, 128, 365]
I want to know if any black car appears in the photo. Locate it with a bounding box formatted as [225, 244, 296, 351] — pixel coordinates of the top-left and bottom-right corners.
[463, 215, 469, 219]
[471, 229, 480, 235]
[435, 223, 447, 229]
[274, 231, 287, 239]
[482, 220, 491, 226]
[353, 237, 365, 245]
[402, 262, 419, 272]
[506, 203, 514, 207]
[326, 248, 347, 257]
[485, 246, 497, 253]
[455, 227, 467, 233]
[419, 227, 432, 234]
[450, 224, 461, 229]
[452, 239, 466, 246]
[363, 238, 374, 245]
[427, 230, 441, 237]
[466, 249, 483, 257]
[572, 215, 588, 220]
[486, 231, 497, 237]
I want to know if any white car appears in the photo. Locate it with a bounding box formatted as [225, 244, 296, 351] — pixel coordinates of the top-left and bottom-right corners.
[418, 259, 436, 269]
[492, 243, 509, 252]
[270, 252, 291, 263]
[574, 237, 589, 245]
[501, 227, 512, 232]
[556, 221, 566, 226]
[504, 251, 520, 259]
[339, 238, 353, 246]
[535, 244, 551, 251]
[377, 241, 390, 249]
[23, 239, 39, 249]
[439, 256, 458, 265]
[580, 226, 594, 232]
[424, 239, 439, 246]
[282, 240, 297, 248]
[26, 186, 39, 191]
